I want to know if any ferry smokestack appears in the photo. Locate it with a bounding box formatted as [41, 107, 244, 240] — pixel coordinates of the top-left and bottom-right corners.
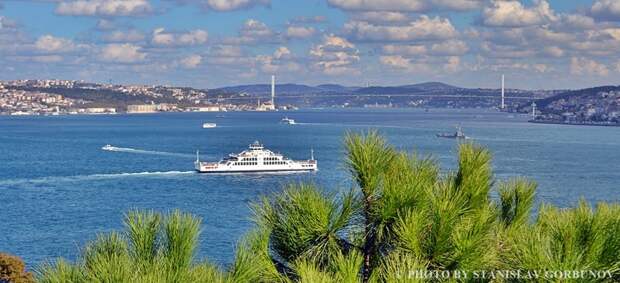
[501, 74, 505, 109]
[271, 75, 275, 107]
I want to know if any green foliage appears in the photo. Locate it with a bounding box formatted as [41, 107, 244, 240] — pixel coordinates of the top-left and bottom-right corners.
[36, 210, 225, 283]
[498, 178, 537, 228]
[504, 201, 620, 281]
[252, 183, 359, 266]
[29, 131, 620, 283]
[344, 130, 396, 198]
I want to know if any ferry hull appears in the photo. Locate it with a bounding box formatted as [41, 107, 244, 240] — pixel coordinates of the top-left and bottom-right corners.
[194, 161, 317, 174]
[195, 168, 317, 173]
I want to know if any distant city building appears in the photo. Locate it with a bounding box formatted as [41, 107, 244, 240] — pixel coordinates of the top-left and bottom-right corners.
[187, 106, 223, 112]
[127, 104, 157, 113]
[85, 107, 116, 114]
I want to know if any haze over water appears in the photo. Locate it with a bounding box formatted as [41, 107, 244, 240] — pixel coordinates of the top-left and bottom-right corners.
[1, 109, 619, 267]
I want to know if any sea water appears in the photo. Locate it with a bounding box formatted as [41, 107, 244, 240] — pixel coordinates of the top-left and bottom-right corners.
[1, 108, 618, 267]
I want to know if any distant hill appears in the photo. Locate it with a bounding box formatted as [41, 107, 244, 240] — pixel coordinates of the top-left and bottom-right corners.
[215, 83, 318, 95]
[399, 82, 461, 91]
[534, 85, 620, 109]
[214, 81, 462, 96]
[527, 85, 620, 125]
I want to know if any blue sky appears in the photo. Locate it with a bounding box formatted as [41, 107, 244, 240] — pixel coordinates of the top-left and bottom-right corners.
[1, 0, 619, 89]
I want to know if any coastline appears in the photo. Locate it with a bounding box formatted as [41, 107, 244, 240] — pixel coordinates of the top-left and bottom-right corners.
[528, 120, 620, 127]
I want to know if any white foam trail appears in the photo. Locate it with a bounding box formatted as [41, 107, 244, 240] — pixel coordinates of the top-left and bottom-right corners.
[0, 171, 195, 187]
[102, 146, 195, 158]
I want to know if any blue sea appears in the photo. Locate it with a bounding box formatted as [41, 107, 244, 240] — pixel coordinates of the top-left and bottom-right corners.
[1, 109, 619, 268]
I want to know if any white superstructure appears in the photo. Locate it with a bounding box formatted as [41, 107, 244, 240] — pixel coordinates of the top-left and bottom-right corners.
[280, 117, 296, 125]
[195, 141, 317, 173]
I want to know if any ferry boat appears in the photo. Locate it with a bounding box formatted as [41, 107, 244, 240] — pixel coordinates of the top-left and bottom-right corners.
[436, 126, 470, 139]
[202, 123, 217, 128]
[280, 117, 296, 125]
[195, 141, 317, 173]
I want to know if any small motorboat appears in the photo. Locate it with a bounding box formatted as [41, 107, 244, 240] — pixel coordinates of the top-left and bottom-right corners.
[280, 117, 296, 125]
[102, 144, 115, 150]
[202, 123, 217, 128]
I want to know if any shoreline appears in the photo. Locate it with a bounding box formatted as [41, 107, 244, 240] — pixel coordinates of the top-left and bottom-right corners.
[528, 120, 620, 127]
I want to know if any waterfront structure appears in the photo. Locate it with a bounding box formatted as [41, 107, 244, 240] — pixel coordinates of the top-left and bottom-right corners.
[256, 76, 276, 111]
[501, 74, 505, 109]
[127, 104, 157, 113]
[195, 141, 317, 173]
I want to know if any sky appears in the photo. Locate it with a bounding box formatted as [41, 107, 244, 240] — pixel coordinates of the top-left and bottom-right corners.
[0, 0, 619, 89]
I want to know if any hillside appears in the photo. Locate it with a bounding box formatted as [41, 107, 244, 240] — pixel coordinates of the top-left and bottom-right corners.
[527, 85, 620, 125]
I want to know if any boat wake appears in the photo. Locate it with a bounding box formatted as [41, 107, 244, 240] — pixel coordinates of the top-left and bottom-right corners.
[0, 171, 196, 187]
[102, 145, 195, 158]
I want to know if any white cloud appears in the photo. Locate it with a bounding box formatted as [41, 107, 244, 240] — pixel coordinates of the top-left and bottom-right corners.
[482, 0, 557, 27]
[240, 19, 273, 38]
[591, 0, 620, 21]
[206, 45, 252, 66]
[33, 55, 64, 63]
[35, 35, 76, 53]
[570, 57, 609, 76]
[103, 30, 145, 43]
[558, 14, 595, 30]
[382, 44, 427, 56]
[273, 46, 291, 59]
[430, 40, 468, 56]
[223, 19, 278, 45]
[327, 0, 481, 12]
[180, 54, 202, 68]
[379, 55, 434, 73]
[443, 56, 460, 72]
[55, 0, 152, 17]
[178, 30, 209, 45]
[203, 0, 269, 11]
[350, 11, 409, 23]
[96, 19, 115, 31]
[532, 63, 550, 73]
[344, 15, 458, 42]
[152, 28, 208, 47]
[380, 55, 411, 69]
[0, 16, 17, 29]
[100, 43, 146, 63]
[309, 34, 360, 75]
[12, 55, 64, 63]
[543, 46, 564, 57]
[286, 26, 315, 38]
[210, 45, 243, 57]
[381, 40, 468, 57]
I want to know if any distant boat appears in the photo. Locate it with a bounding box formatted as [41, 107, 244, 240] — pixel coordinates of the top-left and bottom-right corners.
[202, 123, 217, 128]
[280, 117, 296, 125]
[216, 114, 226, 118]
[436, 126, 470, 139]
[102, 144, 115, 151]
